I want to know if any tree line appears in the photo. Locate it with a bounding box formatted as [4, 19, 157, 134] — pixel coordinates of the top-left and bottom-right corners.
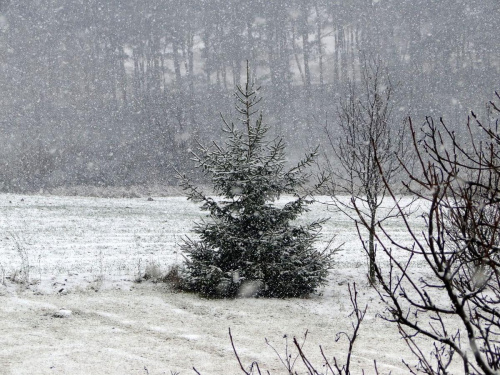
[0, 0, 498, 191]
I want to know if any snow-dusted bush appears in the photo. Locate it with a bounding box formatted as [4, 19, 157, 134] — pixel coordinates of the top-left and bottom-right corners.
[177, 65, 333, 298]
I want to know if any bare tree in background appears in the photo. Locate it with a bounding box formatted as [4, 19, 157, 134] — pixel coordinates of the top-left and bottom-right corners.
[365, 93, 500, 374]
[325, 57, 410, 284]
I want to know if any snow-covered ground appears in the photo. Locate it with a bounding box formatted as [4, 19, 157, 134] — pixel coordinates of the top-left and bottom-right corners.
[0, 194, 456, 374]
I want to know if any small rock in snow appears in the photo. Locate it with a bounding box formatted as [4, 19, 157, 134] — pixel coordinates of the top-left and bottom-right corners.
[53, 309, 72, 318]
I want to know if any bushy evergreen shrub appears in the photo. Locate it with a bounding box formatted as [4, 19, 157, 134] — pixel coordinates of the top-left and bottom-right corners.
[177, 66, 332, 298]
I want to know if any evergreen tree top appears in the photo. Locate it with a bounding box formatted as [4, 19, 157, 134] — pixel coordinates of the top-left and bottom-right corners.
[178, 64, 320, 211]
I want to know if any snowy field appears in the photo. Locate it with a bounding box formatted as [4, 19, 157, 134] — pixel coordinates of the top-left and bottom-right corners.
[0, 194, 457, 374]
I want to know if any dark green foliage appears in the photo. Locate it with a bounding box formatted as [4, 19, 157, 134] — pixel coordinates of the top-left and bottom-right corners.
[177, 66, 332, 298]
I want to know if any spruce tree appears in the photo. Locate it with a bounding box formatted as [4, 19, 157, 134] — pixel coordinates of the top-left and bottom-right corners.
[177, 66, 332, 298]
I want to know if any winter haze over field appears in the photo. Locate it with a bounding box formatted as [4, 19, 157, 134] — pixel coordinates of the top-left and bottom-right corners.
[0, 1, 497, 191]
[0, 0, 498, 374]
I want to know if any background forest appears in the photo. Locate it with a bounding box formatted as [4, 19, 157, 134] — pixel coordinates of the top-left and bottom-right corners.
[0, 0, 498, 192]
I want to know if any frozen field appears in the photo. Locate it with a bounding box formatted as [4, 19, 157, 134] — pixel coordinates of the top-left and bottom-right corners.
[0, 194, 453, 374]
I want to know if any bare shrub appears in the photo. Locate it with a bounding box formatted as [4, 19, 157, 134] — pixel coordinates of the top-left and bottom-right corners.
[162, 265, 184, 290]
[361, 92, 500, 374]
[8, 232, 31, 285]
[143, 261, 163, 281]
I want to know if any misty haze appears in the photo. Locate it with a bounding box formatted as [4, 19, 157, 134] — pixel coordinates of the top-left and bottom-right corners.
[0, 0, 497, 192]
[0, 1, 499, 375]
